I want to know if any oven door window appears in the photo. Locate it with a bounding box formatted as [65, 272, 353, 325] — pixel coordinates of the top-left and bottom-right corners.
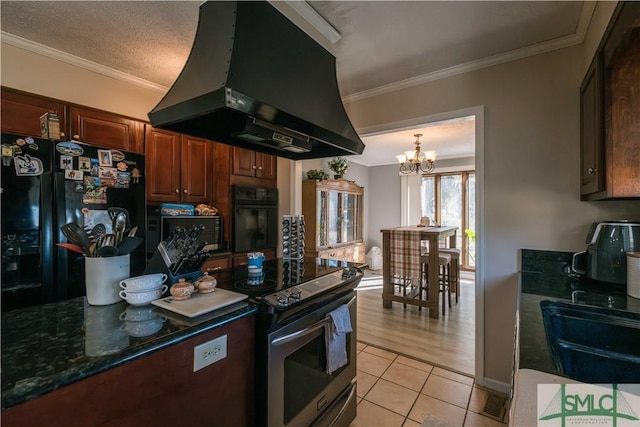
[283, 332, 350, 424]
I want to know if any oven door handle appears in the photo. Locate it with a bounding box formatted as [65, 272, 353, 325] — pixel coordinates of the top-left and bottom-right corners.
[271, 295, 356, 347]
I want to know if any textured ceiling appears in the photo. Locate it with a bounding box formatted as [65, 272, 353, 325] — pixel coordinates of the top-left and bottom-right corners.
[0, 1, 587, 165]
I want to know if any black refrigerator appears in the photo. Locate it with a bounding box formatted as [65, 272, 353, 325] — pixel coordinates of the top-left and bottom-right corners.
[1, 133, 146, 312]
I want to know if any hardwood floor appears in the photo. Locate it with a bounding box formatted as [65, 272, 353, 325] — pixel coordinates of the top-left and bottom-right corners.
[356, 269, 475, 377]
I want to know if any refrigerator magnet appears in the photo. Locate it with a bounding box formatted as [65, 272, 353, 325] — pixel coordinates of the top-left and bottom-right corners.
[98, 149, 112, 166]
[131, 168, 141, 184]
[25, 137, 35, 145]
[56, 141, 83, 156]
[14, 154, 44, 176]
[111, 150, 125, 162]
[64, 169, 83, 181]
[60, 155, 73, 170]
[90, 159, 99, 176]
[116, 161, 128, 171]
[73, 182, 85, 193]
[78, 156, 91, 172]
[115, 172, 131, 188]
[16, 138, 26, 146]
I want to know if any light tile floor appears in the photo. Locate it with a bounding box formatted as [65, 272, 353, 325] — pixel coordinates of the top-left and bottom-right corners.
[351, 342, 508, 427]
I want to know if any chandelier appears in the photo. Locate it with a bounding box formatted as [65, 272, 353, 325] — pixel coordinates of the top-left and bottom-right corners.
[396, 133, 437, 174]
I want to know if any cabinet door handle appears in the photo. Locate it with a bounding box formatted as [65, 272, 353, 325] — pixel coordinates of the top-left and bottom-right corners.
[72, 134, 80, 140]
[60, 132, 65, 138]
[252, 165, 257, 169]
[183, 189, 188, 194]
[175, 189, 180, 193]
[588, 167, 597, 175]
[258, 166, 263, 170]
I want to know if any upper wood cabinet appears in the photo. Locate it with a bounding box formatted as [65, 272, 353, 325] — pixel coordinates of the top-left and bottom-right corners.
[145, 126, 213, 204]
[581, 2, 640, 200]
[0, 88, 67, 138]
[70, 107, 144, 153]
[580, 53, 605, 196]
[232, 147, 276, 180]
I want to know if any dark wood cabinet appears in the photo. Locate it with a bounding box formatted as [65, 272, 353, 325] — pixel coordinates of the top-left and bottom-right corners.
[232, 147, 276, 180]
[0, 88, 67, 138]
[580, 53, 605, 196]
[580, 1, 640, 200]
[69, 107, 144, 153]
[145, 126, 213, 204]
[1, 315, 255, 427]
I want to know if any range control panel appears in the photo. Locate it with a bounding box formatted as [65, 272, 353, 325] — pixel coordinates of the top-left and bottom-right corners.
[262, 267, 360, 309]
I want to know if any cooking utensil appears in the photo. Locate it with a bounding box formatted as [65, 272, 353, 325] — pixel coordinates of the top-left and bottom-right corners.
[128, 226, 138, 238]
[61, 222, 92, 256]
[108, 207, 131, 230]
[56, 242, 85, 255]
[117, 236, 143, 255]
[114, 213, 127, 247]
[96, 245, 119, 257]
[89, 223, 106, 242]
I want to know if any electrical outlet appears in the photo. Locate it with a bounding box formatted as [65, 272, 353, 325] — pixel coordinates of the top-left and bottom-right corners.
[193, 335, 227, 372]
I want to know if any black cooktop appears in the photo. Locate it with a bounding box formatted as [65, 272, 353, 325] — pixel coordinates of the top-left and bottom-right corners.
[213, 257, 349, 298]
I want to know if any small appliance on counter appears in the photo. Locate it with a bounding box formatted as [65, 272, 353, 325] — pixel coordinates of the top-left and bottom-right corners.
[572, 220, 640, 285]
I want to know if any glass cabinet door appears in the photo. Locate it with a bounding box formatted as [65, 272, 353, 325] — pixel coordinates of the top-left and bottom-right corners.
[342, 193, 355, 243]
[317, 191, 327, 246]
[328, 191, 340, 245]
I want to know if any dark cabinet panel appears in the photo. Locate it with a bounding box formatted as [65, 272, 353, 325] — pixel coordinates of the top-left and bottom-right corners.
[232, 147, 276, 181]
[146, 127, 213, 204]
[70, 107, 144, 153]
[0, 88, 67, 138]
[181, 135, 213, 203]
[580, 2, 640, 200]
[145, 126, 181, 202]
[580, 53, 604, 196]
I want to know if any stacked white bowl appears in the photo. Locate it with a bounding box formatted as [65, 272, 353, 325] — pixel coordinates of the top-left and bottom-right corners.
[119, 273, 168, 306]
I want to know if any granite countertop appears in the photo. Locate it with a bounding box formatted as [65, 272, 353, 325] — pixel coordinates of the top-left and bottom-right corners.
[1, 296, 257, 410]
[518, 250, 640, 378]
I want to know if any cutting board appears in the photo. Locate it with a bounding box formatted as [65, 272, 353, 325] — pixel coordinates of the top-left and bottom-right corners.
[152, 289, 248, 318]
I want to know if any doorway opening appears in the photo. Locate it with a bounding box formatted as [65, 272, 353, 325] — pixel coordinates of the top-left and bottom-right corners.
[357, 105, 485, 384]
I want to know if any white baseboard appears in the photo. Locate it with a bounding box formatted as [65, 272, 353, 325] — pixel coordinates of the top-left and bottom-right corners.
[480, 377, 511, 395]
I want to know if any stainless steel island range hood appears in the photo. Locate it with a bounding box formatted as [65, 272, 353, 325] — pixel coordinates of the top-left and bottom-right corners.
[148, 1, 365, 160]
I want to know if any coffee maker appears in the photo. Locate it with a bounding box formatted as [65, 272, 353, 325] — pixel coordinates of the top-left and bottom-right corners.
[572, 220, 640, 284]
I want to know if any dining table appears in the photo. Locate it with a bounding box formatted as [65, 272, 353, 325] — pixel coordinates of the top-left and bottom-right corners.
[380, 225, 458, 318]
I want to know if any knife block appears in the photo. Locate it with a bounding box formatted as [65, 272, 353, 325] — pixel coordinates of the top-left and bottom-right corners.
[143, 247, 203, 288]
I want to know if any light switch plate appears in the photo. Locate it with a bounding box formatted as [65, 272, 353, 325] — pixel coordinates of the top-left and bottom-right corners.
[193, 335, 227, 372]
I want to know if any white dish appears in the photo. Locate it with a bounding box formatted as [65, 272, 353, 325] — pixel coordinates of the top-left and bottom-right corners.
[120, 273, 168, 292]
[119, 285, 168, 306]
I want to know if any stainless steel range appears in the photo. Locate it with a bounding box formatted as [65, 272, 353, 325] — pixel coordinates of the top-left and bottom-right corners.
[215, 257, 362, 427]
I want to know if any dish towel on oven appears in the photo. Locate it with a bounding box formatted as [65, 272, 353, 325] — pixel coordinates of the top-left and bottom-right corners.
[325, 304, 352, 374]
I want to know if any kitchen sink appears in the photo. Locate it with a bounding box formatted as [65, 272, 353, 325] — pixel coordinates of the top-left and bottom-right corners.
[540, 300, 640, 383]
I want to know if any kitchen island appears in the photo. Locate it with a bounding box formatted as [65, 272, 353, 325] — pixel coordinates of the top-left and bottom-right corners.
[1, 292, 257, 426]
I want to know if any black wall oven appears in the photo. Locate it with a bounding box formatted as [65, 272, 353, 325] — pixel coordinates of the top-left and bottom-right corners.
[233, 186, 278, 253]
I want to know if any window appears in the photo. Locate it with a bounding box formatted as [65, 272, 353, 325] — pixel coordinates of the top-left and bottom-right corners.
[421, 171, 475, 269]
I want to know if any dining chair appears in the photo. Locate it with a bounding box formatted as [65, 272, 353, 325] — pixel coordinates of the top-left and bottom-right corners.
[420, 251, 452, 315]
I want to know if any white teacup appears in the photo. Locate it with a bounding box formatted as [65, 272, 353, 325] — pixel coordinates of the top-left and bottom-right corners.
[120, 273, 168, 292]
[119, 285, 168, 306]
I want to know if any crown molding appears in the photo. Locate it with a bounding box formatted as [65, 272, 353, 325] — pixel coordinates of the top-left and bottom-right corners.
[343, 2, 596, 103]
[1, 31, 168, 94]
[284, 1, 341, 44]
